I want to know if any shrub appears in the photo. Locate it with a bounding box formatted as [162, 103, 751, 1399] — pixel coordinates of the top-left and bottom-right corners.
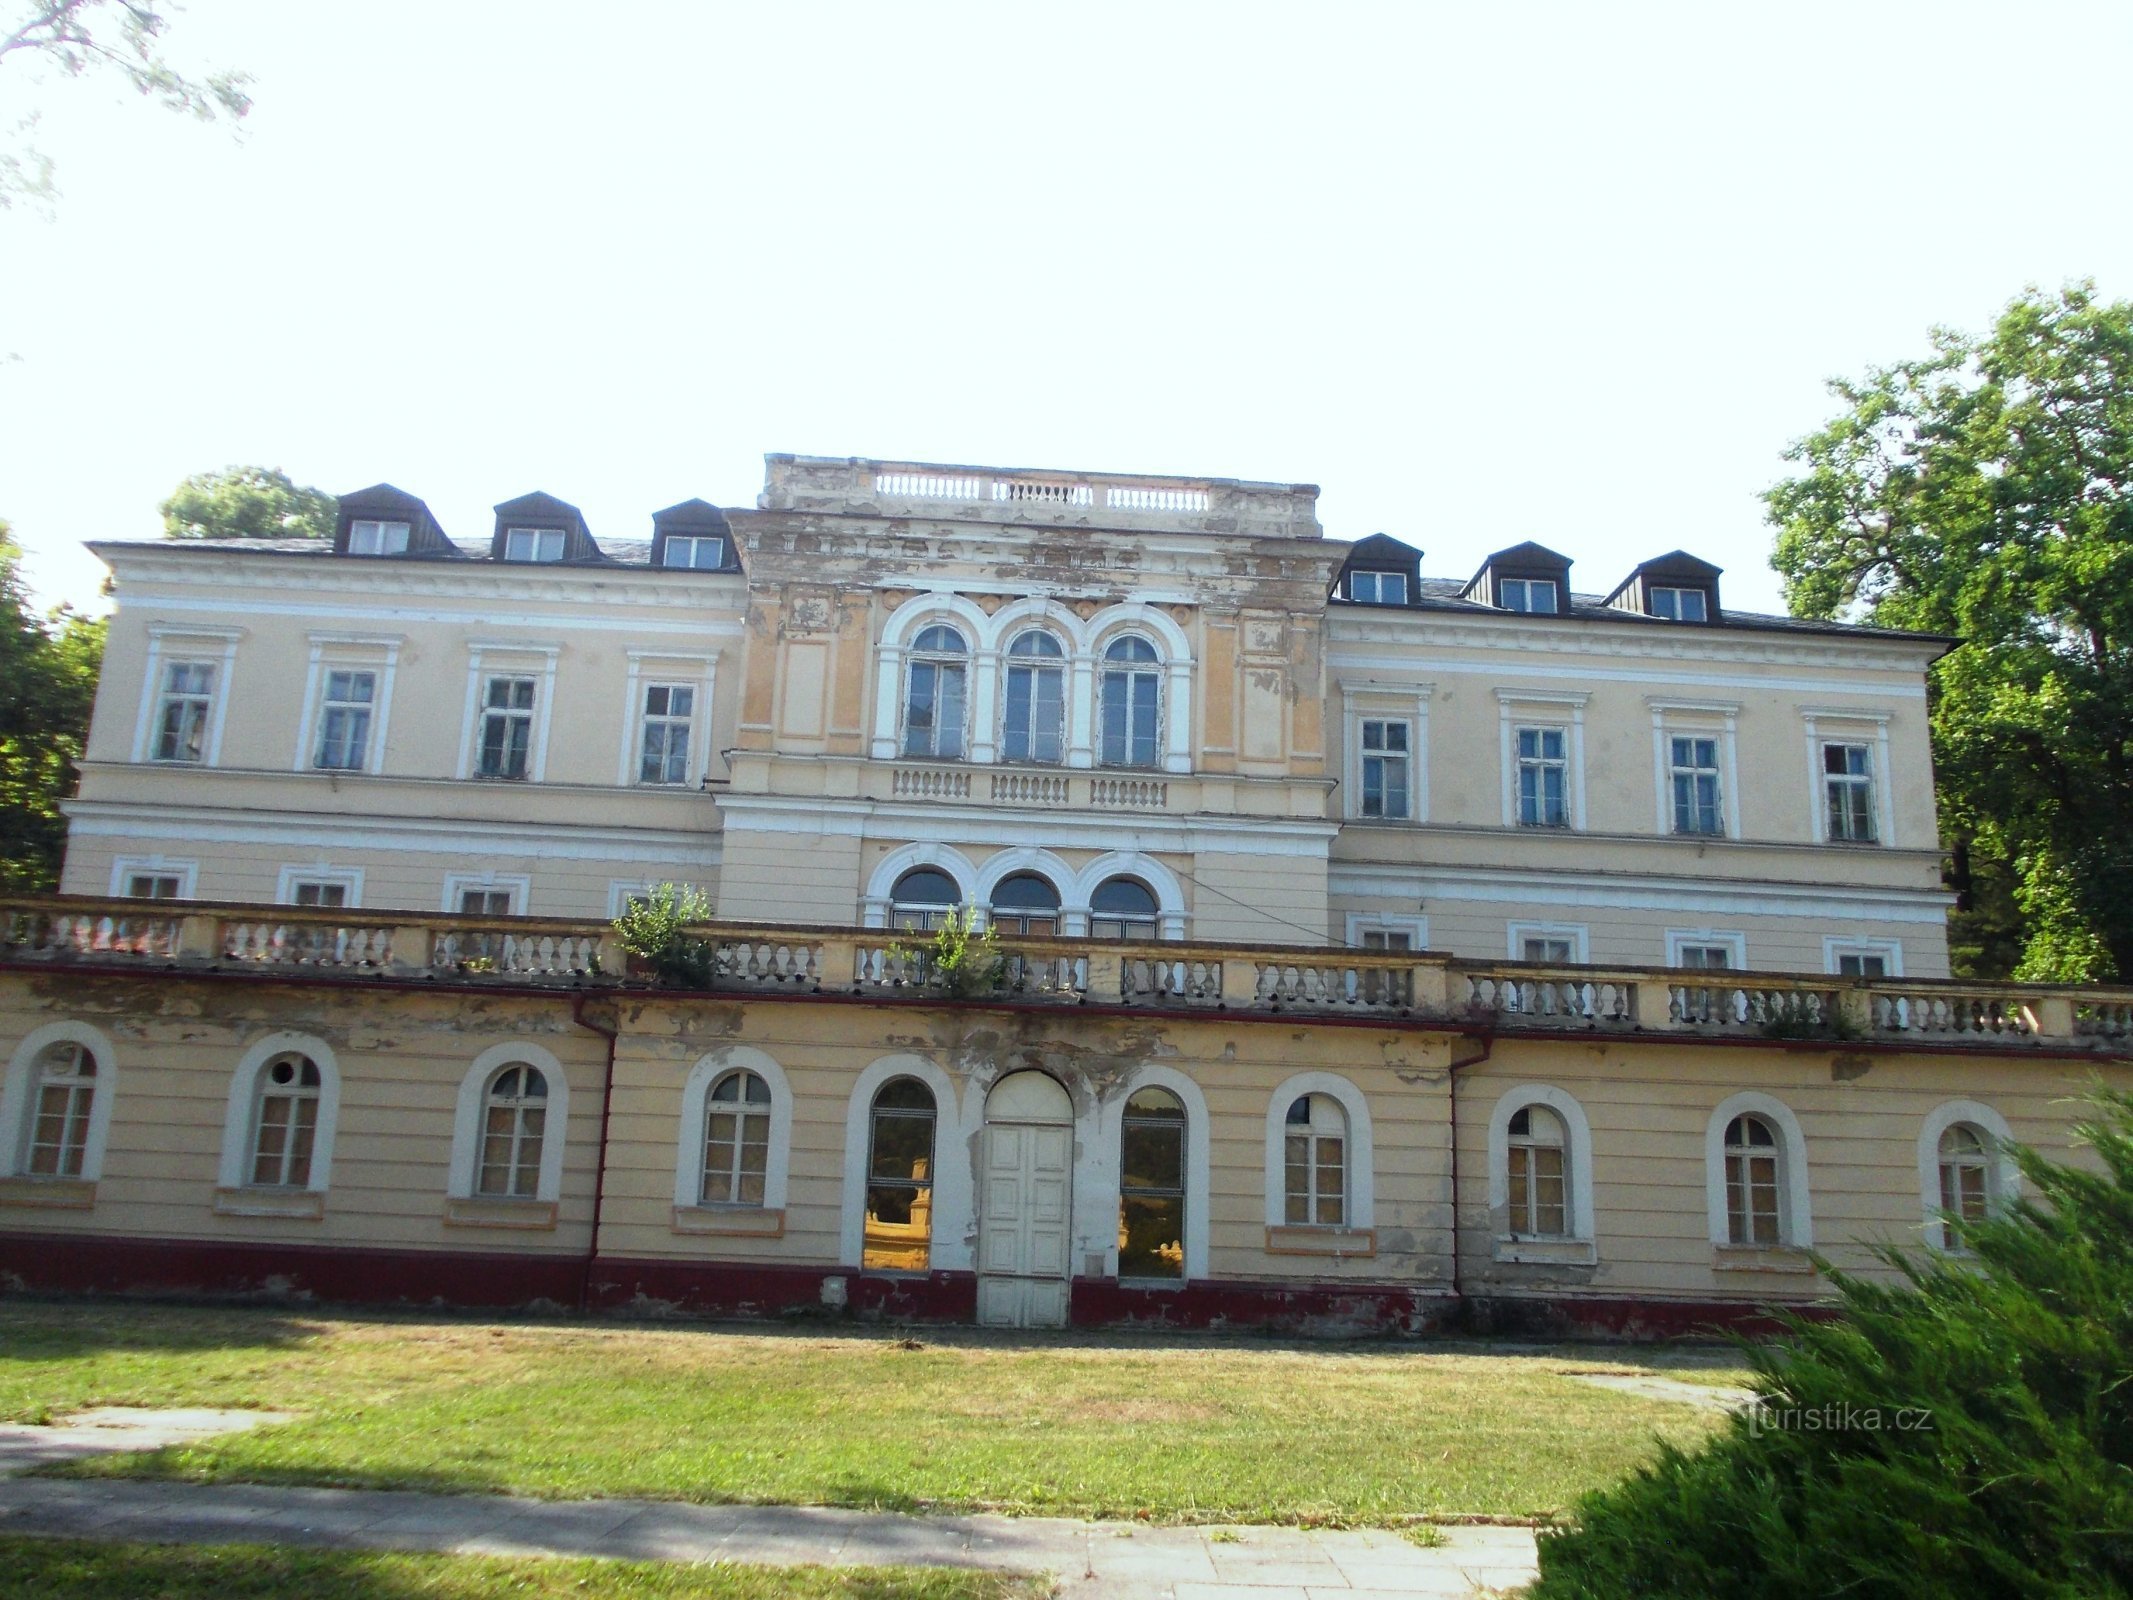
[611, 882, 715, 988]
[889, 905, 1003, 999]
[1532, 1091, 2133, 1600]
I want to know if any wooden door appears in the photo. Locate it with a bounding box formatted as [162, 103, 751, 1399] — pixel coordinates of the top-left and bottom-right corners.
[976, 1120, 1072, 1328]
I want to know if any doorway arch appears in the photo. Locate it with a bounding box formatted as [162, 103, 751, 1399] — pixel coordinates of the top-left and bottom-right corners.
[978, 1071, 1073, 1327]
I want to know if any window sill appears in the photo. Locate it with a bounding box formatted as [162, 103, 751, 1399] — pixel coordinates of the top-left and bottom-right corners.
[444, 1196, 559, 1231]
[672, 1205, 784, 1238]
[1265, 1225, 1376, 1257]
[214, 1186, 325, 1220]
[0, 1176, 96, 1210]
[1494, 1237, 1597, 1265]
[1712, 1244, 1815, 1274]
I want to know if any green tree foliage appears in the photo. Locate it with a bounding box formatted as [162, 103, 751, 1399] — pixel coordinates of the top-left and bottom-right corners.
[160, 466, 336, 541]
[611, 882, 716, 987]
[0, 1, 250, 211]
[0, 523, 102, 890]
[1531, 1092, 2133, 1599]
[1768, 283, 2133, 981]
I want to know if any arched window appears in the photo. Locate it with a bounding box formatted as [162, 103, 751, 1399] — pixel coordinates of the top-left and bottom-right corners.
[478, 1065, 548, 1198]
[702, 1069, 771, 1206]
[890, 867, 961, 931]
[901, 624, 968, 760]
[1723, 1114, 1782, 1245]
[990, 873, 1060, 936]
[1506, 1105, 1568, 1238]
[21, 1043, 95, 1178]
[1099, 635, 1162, 768]
[1001, 631, 1065, 764]
[864, 1077, 936, 1271]
[1088, 876, 1158, 940]
[248, 1054, 321, 1188]
[1284, 1093, 1347, 1226]
[1120, 1087, 1186, 1279]
[1937, 1123, 1992, 1228]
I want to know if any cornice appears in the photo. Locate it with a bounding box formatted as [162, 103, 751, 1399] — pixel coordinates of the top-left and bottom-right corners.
[1327, 613, 1943, 673]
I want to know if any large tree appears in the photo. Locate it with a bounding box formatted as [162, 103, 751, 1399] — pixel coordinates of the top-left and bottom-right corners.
[1768, 283, 2133, 981]
[160, 465, 335, 541]
[0, 523, 103, 890]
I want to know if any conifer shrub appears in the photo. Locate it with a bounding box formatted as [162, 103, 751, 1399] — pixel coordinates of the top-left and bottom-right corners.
[1531, 1091, 2133, 1600]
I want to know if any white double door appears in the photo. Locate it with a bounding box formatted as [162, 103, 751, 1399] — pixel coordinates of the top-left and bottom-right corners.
[976, 1073, 1073, 1329]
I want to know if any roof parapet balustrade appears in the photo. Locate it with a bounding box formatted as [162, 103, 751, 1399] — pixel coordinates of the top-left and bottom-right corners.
[2, 896, 2127, 1053]
[759, 454, 1323, 540]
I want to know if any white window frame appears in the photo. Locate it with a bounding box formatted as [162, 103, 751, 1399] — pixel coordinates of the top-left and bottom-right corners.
[1665, 929, 1746, 969]
[660, 534, 726, 570]
[616, 650, 717, 788]
[1825, 937, 1903, 978]
[998, 629, 1069, 767]
[1355, 716, 1414, 820]
[293, 635, 401, 776]
[1095, 1064, 1211, 1281]
[217, 1033, 342, 1194]
[1096, 633, 1166, 771]
[1705, 1091, 1811, 1249]
[347, 519, 411, 556]
[1339, 681, 1431, 824]
[0, 1022, 119, 1184]
[447, 1043, 570, 1204]
[1507, 921, 1588, 963]
[1486, 1084, 1596, 1261]
[131, 626, 241, 767]
[503, 527, 566, 563]
[838, 1053, 976, 1272]
[1648, 700, 1741, 840]
[1916, 1100, 2018, 1253]
[900, 624, 973, 761]
[1800, 709, 1894, 847]
[635, 681, 700, 786]
[442, 872, 531, 916]
[1496, 690, 1588, 831]
[108, 855, 198, 899]
[1648, 585, 1708, 621]
[673, 1047, 792, 1214]
[607, 880, 657, 918]
[1349, 570, 1408, 604]
[456, 643, 559, 782]
[1262, 1071, 1374, 1233]
[276, 866, 363, 908]
[1499, 576, 1558, 614]
[1344, 912, 1428, 950]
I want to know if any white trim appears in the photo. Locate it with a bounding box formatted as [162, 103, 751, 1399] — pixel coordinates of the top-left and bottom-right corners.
[1705, 1091, 1812, 1249]
[110, 585, 747, 636]
[1339, 680, 1431, 824]
[1916, 1099, 2019, 1252]
[862, 841, 982, 928]
[674, 1046, 793, 1212]
[1824, 936, 1904, 978]
[971, 846, 1078, 927]
[456, 643, 561, 783]
[1075, 850, 1188, 940]
[1263, 1071, 1374, 1231]
[1497, 690, 1589, 831]
[216, 1032, 343, 1193]
[1650, 700, 1741, 841]
[1, 1022, 119, 1182]
[839, 1053, 976, 1272]
[276, 865, 365, 908]
[108, 855, 198, 899]
[132, 626, 241, 767]
[618, 650, 719, 790]
[293, 636, 401, 776]
[607, 879, 658, 917]
[1665, 928, 1746, 968]
[448, 1042, 570, 1203]
[1097, 1063, 1211, 1281]
[1485, 1083, 1595, 1243]
[1344, 911, 1429, 949]
[719, 792, 1338, 859]
[1802, 709, 1896, 849]
[441, 872, 532, 915]
[1507, 920, 1589, 962]
[1329, 861, 1953, 923]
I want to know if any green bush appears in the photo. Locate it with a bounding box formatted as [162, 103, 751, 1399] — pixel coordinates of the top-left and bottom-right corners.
[1532, 1091, 2133, 1600]
[611, 882, 716, 988]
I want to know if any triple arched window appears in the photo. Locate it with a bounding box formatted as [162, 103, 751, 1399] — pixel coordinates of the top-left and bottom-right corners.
[887, 863, 1162, 940]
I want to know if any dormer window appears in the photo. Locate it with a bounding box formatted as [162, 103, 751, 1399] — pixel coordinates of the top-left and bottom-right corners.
[1650, 585, 1708, 622]
[1350, 571, 1407, 605]
[348, 520, 410, 556]
[662, 535, 726, 570]
[504, 528, 565, 563]
[1501, 578, 1558, 614]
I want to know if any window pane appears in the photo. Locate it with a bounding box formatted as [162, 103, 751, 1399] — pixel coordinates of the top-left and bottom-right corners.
[869, 1111, 934, 1181]
[1121, 1121, 1184, 1191]
[1119, 1192, 1185, 1278]
[863, 1181, 931, 1271]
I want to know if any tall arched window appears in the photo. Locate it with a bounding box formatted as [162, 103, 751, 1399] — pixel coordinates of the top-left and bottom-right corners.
[21, 1042, 95, 1178]
[901, 624, 968, 760]
[1001, 631, 1065, 764]
[1723, 1114, 1782, 1245]
[478, 1064, 548, 1198]
[1088, 877, 1158, 940]
[1506, 1105, 1567, 1238]
[1120, 1087, 1186, 1279]
[989, 873, 1060, 936]
[864, 1077, 936, 1271]
[1284, 1093, 1347, 1226]
[1099, 635, 1162, 768]
[248, 1054, 321, 1188]
[702, 1069, 771, 1206]
[890, 867, 961, 931]
[1937, 1123, 1992, 1227]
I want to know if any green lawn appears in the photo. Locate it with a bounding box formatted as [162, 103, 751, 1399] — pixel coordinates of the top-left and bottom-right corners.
[0, 1300, 1747, 1524]
[0, 1538, 1038, 1600]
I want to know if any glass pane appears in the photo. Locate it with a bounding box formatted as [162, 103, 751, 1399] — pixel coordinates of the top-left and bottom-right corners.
[869, 1111, 934, 1180]
[863, 1181, 931, 1271]
[1121, 1121, 1184, 1191]
[1118, 1193, 1185, 1278]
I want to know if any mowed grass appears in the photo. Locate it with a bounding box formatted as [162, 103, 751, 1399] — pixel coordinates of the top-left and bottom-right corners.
[0, 1300, 1747, 1523]
[0, 1537, 1040, 1600]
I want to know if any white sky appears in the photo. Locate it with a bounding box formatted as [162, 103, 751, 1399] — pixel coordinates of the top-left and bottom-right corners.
[3, 1, 2129, 617]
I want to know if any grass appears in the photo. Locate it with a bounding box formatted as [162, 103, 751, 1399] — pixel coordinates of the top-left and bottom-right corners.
[0, 1300, 1746, 1524]
[0, 1537, 1041, 1600]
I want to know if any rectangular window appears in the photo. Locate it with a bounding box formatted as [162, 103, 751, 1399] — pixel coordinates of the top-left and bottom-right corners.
[661, 535, 725, 570]
[1676, 944, 1731, 969]
[152, 661, 217, 763]
[477, 677, 537, 779]
[1500, 578, 1558, 614]
[1669, 735, 1723, 834]
[290, 881, 348, 908]
[1360, 929, 1413, 951]
[1507, 1143, 1566, 1237]
[902, 659, 968, 759]
[459, 887, 516, 916]
[347, 520, 411, 555]
[1650, 586, 1707, 621]
[1837, 951, 1888, 979]
[1823, 743, 1876, 842]
[125, 873, 183, 900]
[1516, 726, 1569, 827]
[1002, 661, 1065, 764]
[1521, 936, 1575, 963]
[1350, 570, 1407, 604]
[1359, 719, 1410, 818]
[1099, 671, 1160, 768]
[503, 527, 565, 563]
[638, 683, 695, 785]
[313, 669, 377, 771]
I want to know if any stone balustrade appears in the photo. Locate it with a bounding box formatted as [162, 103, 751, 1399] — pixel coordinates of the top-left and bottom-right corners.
[3, 896, 2128, 1052]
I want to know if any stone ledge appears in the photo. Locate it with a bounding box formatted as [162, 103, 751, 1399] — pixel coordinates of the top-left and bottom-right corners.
[1264, 1225, 1376, 1257]
[671, 1204, 785, 1237]
[0, 1176, 95, 1210]
[212, 1186, 325, 1221]
[443, 1196, 559, 1231]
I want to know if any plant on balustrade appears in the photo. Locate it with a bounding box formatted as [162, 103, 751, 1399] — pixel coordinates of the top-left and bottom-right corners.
[888, 905, 1004, 1000]
[611, 882, 716, 988]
